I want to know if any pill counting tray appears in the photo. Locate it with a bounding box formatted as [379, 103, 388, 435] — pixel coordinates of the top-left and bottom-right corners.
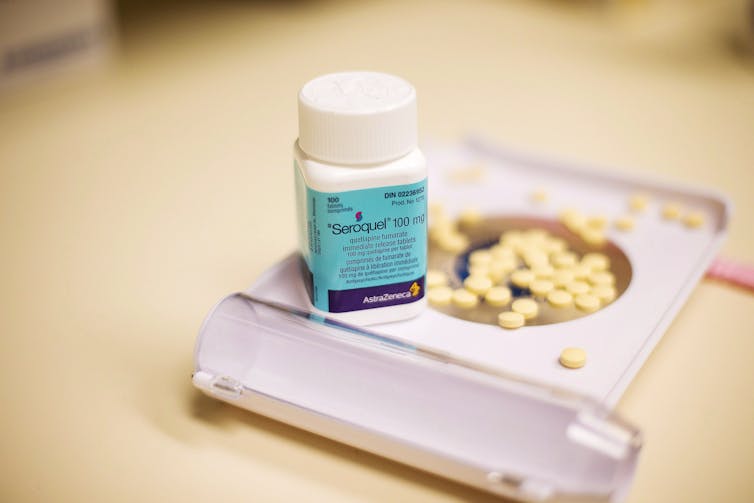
[193, 137, 728, 501]
[239, 136, 730, 406]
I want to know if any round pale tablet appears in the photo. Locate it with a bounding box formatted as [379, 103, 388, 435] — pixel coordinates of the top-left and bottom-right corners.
[628, 193, 648, 212]
[499, 230, 524, 247]
[531, 264, 555, 279]
[559, 208, 586, 232]
[570, 264, 591, 280]
[530, 189, 549, 203]
[490, 244, 515, 260]
[543, 237, 568, 255]
[426, 269, 449, 288]
[464, 274, 493, 295]
[511, 298, 539, 320]
[552, 269, 576, 288]
[427, 286, 453, 306]
[530, 279, 555, 297]
[662, 202, 682, 220]
[524, 250, 549, 268]
[485, 286, 512, 307]
[487, 263, 508, 284]
[566, 280, 590, 295]
[438, 232, 469, 253]
[551, 251, 578, 269]
[683, 210, 705, 229]
[524, 228, 549, 243]
[591, 284, 617, 304]
[588, 270, 616, 286]
[452, 288, 479, 309]
[512, 239, 533, 255]
[547, 289, 573, 308]
[559, 347, 586, 369]
[510, 269, 536, 288]
[614, 215, 635, 231]
[498, 311, 525, 329]
[467, 263, 490, 278]
[575, 293, 600, 312]
[469, 249, 493, 266]
[580, 227, 606, 247]
[586, 214, 608, 230]
[581, 252, 610, 271]
[458, 207, 483, 226]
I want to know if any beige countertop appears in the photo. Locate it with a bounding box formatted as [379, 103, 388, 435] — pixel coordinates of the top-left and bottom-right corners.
[1, 1, 752, 501]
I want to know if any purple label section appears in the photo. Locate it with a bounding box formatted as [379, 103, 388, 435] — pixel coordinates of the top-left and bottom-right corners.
[328, 277, 425, 313]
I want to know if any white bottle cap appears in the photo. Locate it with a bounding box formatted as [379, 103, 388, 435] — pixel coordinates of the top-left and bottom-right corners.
[298, 71, 417, 165]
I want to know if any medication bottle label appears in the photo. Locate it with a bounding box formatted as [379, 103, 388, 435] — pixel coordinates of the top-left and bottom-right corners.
[300, 177, 427, 313]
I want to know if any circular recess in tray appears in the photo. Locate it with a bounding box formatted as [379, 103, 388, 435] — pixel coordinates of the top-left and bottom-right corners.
[427, 216, 632, 326]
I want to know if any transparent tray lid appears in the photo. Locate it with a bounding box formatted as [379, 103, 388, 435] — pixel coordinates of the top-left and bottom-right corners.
[193, 293, 642, 502]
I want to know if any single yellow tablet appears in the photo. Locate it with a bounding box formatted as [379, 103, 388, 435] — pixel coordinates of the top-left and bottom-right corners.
[559, 347, 586, 369]
[552, 251, 578, 269]
[588, 271, 616, 287]
[530, 189, 549, 203]
[575, 293, 600, 312]
[580, 227, 606, 247]
[452, 288, 479, 309]
[552, 269, 576, 288]
[524, 250, 549, 268]
[463, 274, 493, 295]
[559, 208, 586, 232]
[581, 252, 610, 272]
[485, 286, 512, 307]
[458, 207, 483, 226]
[586, 214, 608, 230]
[426, 269, 449, 289]
[437, 232, 469, 253]
[591, 284, 617, 304]
[490, 244, 516, 261]
[487, 263, 508, 284]
[662, 202, 682, 220]
[614, 215, 635, 231]
[469, 249, 493, 266]
[547, 289, 573, 308]
[510, 269, 536, 288]
[543, 237, 568, 255]
[512, 298, 539, 320]
[524, 228, 550, 243]
[628, 193, 649, 212]
[531, 264, 555, 279]
[427, 286, 453, 306]
[566, 280, 591, 296]
[467, 264, 490, 278]
[683, 210, 705, 229]
[499, 230, 524, 247]
[530, 279, 555, 297]
[570, 264, 591, 280]
[498, 311, 525, 329]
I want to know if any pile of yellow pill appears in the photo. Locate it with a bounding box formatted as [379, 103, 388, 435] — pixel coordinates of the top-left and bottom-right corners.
[425, 214, 623, 331]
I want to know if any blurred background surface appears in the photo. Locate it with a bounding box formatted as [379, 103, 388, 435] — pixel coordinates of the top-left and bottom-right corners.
[1, 1, 753, 502]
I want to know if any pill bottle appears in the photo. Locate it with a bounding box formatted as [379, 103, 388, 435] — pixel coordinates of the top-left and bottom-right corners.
[294, 71, 427, 325]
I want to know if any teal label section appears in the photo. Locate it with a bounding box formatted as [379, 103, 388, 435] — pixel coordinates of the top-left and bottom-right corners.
[299, 175, 427, 313]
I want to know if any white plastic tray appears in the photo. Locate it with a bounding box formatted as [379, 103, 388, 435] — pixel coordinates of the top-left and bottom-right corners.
[249, 137, 730, 406]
